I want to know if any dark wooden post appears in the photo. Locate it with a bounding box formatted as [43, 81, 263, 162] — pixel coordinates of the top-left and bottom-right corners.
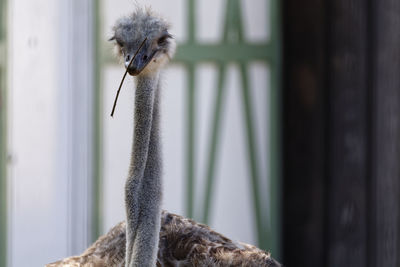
[282, 1, 327, 266]
[371, 1, 400, 266]
[326, 0, 369, 265]
[283, 0, 400, 266]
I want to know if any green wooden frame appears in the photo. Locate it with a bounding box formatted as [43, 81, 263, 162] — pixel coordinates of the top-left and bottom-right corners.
[174, 0, 281, 255]
[94, 0, 281, 257]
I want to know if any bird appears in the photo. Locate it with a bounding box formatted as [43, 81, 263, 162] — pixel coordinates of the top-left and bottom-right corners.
[46, 8, 281, 267]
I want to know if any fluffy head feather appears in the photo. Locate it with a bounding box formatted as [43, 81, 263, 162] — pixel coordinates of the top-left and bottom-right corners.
[110, 8, 176, 76]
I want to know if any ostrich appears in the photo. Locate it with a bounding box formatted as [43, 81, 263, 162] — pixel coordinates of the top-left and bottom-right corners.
[47, 8, 280, 267]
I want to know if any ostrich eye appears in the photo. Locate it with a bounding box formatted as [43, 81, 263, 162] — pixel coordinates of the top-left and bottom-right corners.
[157, 36, 167, 45]
[117, 40, 124, 48]
[157, 33, 171, 45]
[109, 36, 124, 48]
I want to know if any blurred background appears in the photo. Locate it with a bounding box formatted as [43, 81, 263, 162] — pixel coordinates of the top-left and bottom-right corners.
[1, 0, 399, 267]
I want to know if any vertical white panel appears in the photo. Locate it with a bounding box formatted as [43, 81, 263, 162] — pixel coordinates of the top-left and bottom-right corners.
[194, 63, 218, 215]
[102, 65, 135, 232]
[197, 0, 226, 43]
[195, 63, 270, 245]
[8, 0, 95, 264]
[8, 0, 68, 265]
[242, 0, 270, 42]
[210, 65, 257, 245]
[59, 0, 95, 255]
[161, 65, 185, 215]
[197, 0, 270, 43]
[249, 63, 270, 224]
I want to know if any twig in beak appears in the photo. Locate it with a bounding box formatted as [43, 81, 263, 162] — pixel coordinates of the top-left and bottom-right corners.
[110, 37, 148, 117]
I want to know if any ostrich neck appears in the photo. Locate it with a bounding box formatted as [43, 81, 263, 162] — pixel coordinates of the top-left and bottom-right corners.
[125, 72, 162, 267]
[128, 73, 160, 185]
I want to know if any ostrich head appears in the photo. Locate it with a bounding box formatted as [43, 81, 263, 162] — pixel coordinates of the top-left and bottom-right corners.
[110, 8, 176, 76]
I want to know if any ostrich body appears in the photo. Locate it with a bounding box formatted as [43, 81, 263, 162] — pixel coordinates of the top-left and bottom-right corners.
[47, 8, 280, 267]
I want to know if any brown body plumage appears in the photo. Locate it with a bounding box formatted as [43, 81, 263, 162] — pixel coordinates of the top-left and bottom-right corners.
[47, 211, 280, 267]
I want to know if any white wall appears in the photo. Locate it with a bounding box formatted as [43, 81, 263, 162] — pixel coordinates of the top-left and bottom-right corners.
[7, 0, 94, 265]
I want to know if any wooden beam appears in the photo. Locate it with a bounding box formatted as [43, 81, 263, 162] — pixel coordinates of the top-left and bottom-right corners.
[371, 0, 400, 266]
[283, 0, 400, 266]
[282, 1, 327, 266]
[326, 0, 369, 265]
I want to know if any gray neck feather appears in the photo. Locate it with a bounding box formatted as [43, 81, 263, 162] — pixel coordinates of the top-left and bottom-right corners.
[125, 72, 162, 267]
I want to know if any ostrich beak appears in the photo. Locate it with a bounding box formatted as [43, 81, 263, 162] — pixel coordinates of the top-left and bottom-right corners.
[125, 49, 157, 76]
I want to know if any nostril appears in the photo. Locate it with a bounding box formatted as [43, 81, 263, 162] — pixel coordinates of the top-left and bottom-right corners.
[143, 55, 148, 61]
[126, 55, 131, 62]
